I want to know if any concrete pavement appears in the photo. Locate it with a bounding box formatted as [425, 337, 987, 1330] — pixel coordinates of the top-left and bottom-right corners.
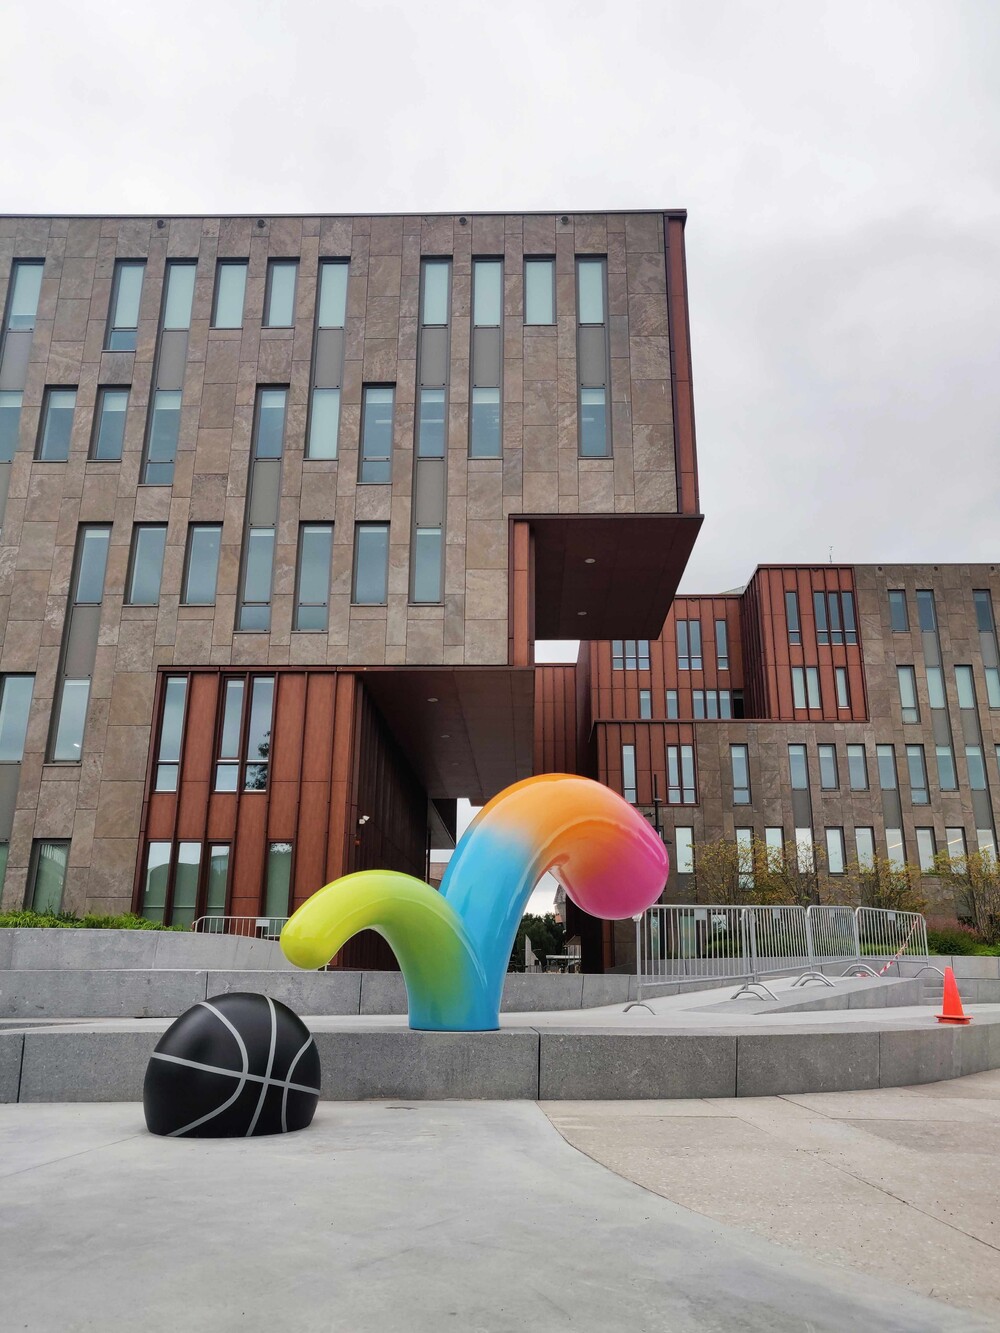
[545, 1068, 1000, 1321]
[0, 1098, 992, 1332]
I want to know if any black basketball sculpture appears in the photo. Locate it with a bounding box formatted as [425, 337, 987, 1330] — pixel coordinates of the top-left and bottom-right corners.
[143, 992, 321, 1138]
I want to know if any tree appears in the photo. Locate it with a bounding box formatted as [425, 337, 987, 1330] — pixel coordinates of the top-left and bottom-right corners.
[691, 835, 832, 906]
[841, 855, 927, 914]
[931, 848, 1000, 944]
[509, 913, 566, 971]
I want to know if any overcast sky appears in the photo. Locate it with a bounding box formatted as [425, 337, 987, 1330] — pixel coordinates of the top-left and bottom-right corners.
[6, 0, 996, 912]
[5, 0, 998, 594]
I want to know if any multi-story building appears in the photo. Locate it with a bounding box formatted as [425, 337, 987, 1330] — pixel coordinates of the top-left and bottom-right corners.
[561, 564, 1000, 969]
[0, 210, 701, 963]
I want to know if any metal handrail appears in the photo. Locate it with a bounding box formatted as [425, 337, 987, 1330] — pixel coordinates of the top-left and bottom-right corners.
[628, 903, 930, 1008]
[191, 914, 289, 939]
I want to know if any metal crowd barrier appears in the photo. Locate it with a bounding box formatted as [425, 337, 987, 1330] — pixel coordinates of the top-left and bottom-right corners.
[629, 903, 930, 1006]
[191, 914, 289, 939]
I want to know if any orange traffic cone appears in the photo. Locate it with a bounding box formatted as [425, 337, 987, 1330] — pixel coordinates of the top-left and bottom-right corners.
[936, 967, 972, 1025]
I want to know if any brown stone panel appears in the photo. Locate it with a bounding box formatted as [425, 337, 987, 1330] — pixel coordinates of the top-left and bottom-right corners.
[229, 792, 267, 918]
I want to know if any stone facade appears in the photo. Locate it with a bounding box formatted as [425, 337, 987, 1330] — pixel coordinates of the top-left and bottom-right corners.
[0, 211, 687, 918]
[587, 563, 1000, 919]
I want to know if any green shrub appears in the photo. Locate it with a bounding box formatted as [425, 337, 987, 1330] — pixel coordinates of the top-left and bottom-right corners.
[927, 925, 980, 955]
[0, 909, 184, 931]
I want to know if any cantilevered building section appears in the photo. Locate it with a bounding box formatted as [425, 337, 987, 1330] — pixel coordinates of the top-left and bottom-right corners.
[0, 210, 701, 961]
[561, 564, 1000, 970]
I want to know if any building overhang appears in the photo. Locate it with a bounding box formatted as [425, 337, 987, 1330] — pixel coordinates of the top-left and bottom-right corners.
[526, 512, 703, 639]
[361, 667, 535, 805]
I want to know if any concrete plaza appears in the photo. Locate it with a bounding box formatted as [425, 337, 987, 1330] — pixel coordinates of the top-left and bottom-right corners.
[2, 1077, 998, 1331]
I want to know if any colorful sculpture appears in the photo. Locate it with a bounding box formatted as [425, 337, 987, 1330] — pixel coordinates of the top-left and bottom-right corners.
[280, 773, 669, 1031]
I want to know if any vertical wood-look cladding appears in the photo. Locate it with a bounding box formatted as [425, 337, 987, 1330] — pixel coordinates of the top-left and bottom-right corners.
[135, 667, 426, 970]
[742, 567, 868, 722]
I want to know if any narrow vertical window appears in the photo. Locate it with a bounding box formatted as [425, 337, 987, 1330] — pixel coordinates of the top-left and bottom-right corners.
[966, 745, 987, 790]
[577, 258, 605, 323]
[818, 744, 838, 789]
[916, 829, 936, 873]
[143, 389, 182, 484]
[317, 260, 349, 329]
[765, 828, 784, 859]
[265, 842, 293, 921]
[622, 744, 637, 802]
[155, 676, 188, 792]
[847, 745, 868, 790]
[788, 744, 809, 790]
[825, 828, 845, 874]
[162, 261, 196, 330]
[639, 689, 651, 719]
[254, 387, 287, 457]
[906, 744, 929, 803]
[876, 744, 898, 790]
[692, 690, 705, 719]
[52, 680, 90, 760]
[835, 666, 850, 709]
[886, 828, 906, 868]
[677, 622, 689, 671]
[353, 523, 389, 605]
[140, 842, 171, 921]
[731, 744, 750, 805]
[579, 387, 607, 459]
[792, 667, 806, 709]
[638, 640, 651, 670]
[214, 679, 245, 791]
[90, 387, 128, 461]
[888, 589, 909, 632]
[412, 528, 443, 603]
[611, 641, 623, 670]
[473, 259, 502, 327]
[689, 622, 703, 670]
[897, 666, 919, 723]
[126, 525, 167, 605]
[855, 828, 875, 869]
[182, 524, 222, 606]
[576, 256, 609, 458]
[244, 677, 274, 791]
[205, 845, 230, 916]
[936, 744, 958, 790]
[171, 842, 202, 927]
[307, 388, 340, 460]
[805, 667, 821, 708]
[212, 260, 248, 328]
[827, 591, 843, 645]
[0, 675, 34, 761]
[666, 690, 678, 719]
[239, 530, 275, 630]
[813, 591, 829, 644]
[5, 260, 44, 331]
[36, 388, 76, 461]
[736, 829, 754, 889]
[955, 665, 977, 710]
[74, 525, 111, 603]
[359, 385, 394, 483]
[294, 523, 333, 630]
[417, 388, 446, 458]
[264, 260, 298, 327]
[470, 387, 501, 458]
[785, 590, 801, 644]
[796, 831, 815, 871]
[916, 590, 937, 631]
[106, 260, 145, 351]
[675, 828, 694, 874]
[926, 666, 946, 708]
[715, 619, 729, 670]
[524, 257, 555, 325]
[0, 390, 22, 461]
[29, 841, 69, 914]
[945, 827, 966, 861]
[421, 260, 451, 325]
